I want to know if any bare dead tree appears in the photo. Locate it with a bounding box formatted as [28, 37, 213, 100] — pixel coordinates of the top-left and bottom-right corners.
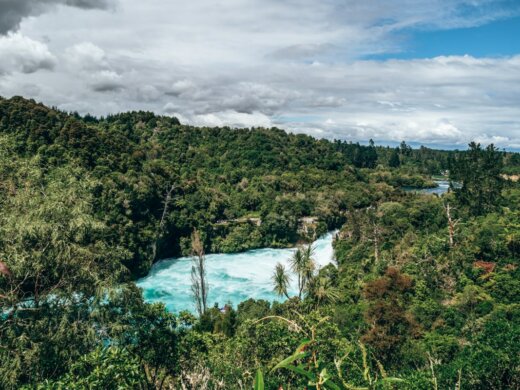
[444, 202, 460, 247]
[191, 229, 208, 317]
[152, 184, 175, 260]
[373, 222, 381, 263]
[367, 207, 381, 262]
[159, 184, 175, 231]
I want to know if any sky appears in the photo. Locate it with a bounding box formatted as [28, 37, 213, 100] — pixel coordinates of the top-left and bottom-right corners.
[0, 0, 519, 150]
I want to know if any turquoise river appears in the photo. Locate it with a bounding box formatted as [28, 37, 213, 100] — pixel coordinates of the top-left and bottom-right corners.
[137, 232, 336, 312]
[138, 180, 451, 312]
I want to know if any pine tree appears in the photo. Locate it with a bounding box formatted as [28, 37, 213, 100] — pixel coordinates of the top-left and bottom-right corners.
[389, 147, 401, 168]
[451, 142, 504, 215]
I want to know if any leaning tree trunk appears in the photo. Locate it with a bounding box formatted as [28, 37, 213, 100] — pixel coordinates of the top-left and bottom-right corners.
[152, 184, 175, 261]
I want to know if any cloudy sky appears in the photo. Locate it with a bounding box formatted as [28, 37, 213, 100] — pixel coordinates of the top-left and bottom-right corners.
[0, 0, 519, 149]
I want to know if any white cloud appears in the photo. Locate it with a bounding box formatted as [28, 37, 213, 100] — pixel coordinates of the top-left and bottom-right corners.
[0, 0, 519, 149]
[0, 33, 56, 74]
[192, 111, 273, 129]
[65, 42, 108, 71]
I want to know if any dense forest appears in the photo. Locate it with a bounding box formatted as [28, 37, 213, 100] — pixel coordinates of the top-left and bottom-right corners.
[0, 96, 519, 389]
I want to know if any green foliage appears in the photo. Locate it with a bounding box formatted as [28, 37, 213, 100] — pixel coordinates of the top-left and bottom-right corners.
[389, 147, 401, 168]
[272, 263, 291, 299]
[451, 142, 505, 215]
[0, 97, 519, 388]
[38, 347, 147, 389]
[254, 369, 264, 390]
[362, 268, 418, 365]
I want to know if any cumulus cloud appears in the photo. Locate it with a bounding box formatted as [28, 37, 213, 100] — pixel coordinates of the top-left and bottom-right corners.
[166, 80, 196, 97]
[0, 0, 114, 34]
[65, 42, 108, 71]
[89, 70, 123, 92]
[1, 0, 519, 149]
[0, 33, 56, 74]
[192, 111, 273, 129]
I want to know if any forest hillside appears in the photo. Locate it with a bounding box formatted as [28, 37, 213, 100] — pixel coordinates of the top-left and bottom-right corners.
[0, 96, 519, 389]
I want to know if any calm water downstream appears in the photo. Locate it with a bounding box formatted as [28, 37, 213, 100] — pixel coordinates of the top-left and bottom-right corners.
[137, 232, 336, 312]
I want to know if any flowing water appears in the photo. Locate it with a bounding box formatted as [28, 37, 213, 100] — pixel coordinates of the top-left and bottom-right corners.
[138, 180, 453, 313]
[403, 179, 451, 195]
[421, 180, 450, 195]
[137, 232, 336, 312]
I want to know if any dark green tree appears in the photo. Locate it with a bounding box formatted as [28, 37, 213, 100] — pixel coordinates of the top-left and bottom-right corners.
[388, 147, 401, 168]
[451, 142, 504, 215]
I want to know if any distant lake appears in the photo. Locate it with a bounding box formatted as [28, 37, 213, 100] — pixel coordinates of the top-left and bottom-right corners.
[137, 232, 336, 312]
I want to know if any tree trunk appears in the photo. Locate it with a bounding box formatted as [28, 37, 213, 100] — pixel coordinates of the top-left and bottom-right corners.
[152, 184, 175, 260]
[445, 202, 456, 247]
[191, 230, 208, 316]
[373, 223, 380, 262]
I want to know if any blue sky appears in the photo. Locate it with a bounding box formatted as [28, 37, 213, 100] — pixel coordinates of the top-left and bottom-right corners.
[0, 0, 519, 150]
[375, 15, 520, 60]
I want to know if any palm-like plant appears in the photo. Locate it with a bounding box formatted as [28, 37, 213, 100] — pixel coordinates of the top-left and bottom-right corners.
[290, 248, 306, 299]
[288, 244, 317, 299]
[272, 263, 291, 299]
[302, 244, 317, 287]
[309, 276, 340, 306]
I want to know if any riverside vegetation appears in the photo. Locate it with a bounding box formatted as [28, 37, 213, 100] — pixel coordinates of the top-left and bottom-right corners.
[0, 96, 519, 389]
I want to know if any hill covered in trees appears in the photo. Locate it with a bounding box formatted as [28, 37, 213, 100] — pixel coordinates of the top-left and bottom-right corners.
[0, 96, 519, 389]
[0, 96, 472, 277]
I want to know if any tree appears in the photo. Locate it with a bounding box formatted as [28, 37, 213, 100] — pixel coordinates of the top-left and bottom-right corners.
[444, 202, 460, 246]
[301, 245, 317, 290]
[400, 141, 412, 157]
[307, 274, 340, 306]
[289, 245, 316, 299]
[152, 183, 176, 261]
[291, 248, 306, 299]
[47, 347, 147, 389]
[272, 263, 291, 299]
[388, 147, 401, 168]
[365, 139, 378, 169]
[367, 207, 382, 262]
[97, 284, 180, 386]
[0, 165, 129, 387]
[362, 268, 418, 364]
[352, 141, 378, 169]
[191, 230, 208, 317]
[451, 142, 504, 215]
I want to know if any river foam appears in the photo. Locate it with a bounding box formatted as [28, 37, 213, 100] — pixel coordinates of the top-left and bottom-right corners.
[137, 232, 336, 312]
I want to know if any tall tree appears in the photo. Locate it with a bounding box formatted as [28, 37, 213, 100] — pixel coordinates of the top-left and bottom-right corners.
[290, 248, 306, 299]
[272, 263, 291, 299]
[444, 202, 460, 246]
[365, 139, 378, 169]
[367, 207, 382, 262]
[289, 245, 317, 299]
[399, 141, 412, 157]
[191, 230, 208, 317]
[451, 142, 504, 215]
[388, 147, 401, 168]
[301, 245, 317, 290]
